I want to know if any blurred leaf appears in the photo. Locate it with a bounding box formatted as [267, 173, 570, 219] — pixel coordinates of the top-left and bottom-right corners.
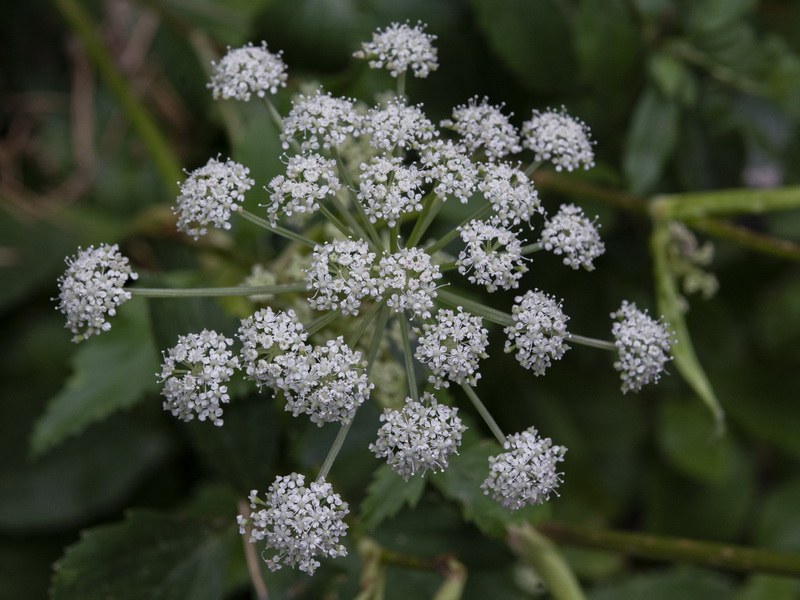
[155, 0, 270, 46]
[679, 0, 756, 35]
[51, 510, 234, 600]
[574, 0, 639, 88]
[0, 413, 171, 531]
[431, 440, 549, 538]
[735, 574, 800, 600]
[468, 0, 577, 93]
[754, 478, 800, 553]
[589, 565, 733, 600]
[623, 86, 680, 194]
[31, 299, 159, 456]
[359, 464, 426, 532]
[649, 53, 697, 105]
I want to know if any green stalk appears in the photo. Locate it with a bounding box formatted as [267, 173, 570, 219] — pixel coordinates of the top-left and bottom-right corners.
[307, 309, 342, 336]
[436, 288, 514, 327]
[520, 242, 543, 255]
[523, 160, 543, 177]
[567, 333, 616, 351]
[52, 0, 182, 194]
[406, 193, 443, 248]
[426, 204, 492, 255]
[130, 282, 307, 298]
[460, 383, 505, 446]
[398, 314, 419, 402]
[348, 302, 382, 347]
[238, 209, 317, 248]
[330, 147, 383, 249]
[652, 186, 800, 220]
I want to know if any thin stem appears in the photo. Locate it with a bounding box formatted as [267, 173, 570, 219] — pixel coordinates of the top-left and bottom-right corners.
[436, 288, 514, 327]
[426, 203, 492, 255]
[567, 333, 616, 351]
[130, 282, 307, 298]
[537, 522, 800, 578]
[460, 383, 506, 446]
[237, 500, 270, 600]
[318, 420, 352, 482]
[330, 147, 383, 249]
[238, 209, 317, 248]
[508, 523, 586, 600]
[318, 203, 355, 240]
[261, 97, 284, 132]
[406, 193, 443, 248]
[396, 71, 406, 99]
[524, 160, 544, 177]
[307, 309, 342, 336]
[651, 186, 800, 220]
[398, 314, 418, 402]
[520, 242, 543, 255]
[348, 302, 382, 347]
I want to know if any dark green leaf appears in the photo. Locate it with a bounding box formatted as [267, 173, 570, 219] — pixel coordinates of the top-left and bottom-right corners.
[574, 0, 639, 88]
[589, 566, 733, 600]
[754, 478, 800, 553]
[359, 464, 426, 532]
[735, 574, 800, 600]
[51, 510, 235, 600]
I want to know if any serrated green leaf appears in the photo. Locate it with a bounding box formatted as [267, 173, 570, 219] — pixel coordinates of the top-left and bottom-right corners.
[51, 510, 234, 600]
[431, 441, 550, 538]
[589, 565, 733, 600]
[359, 464, 426, 532]
[31, 299, 159, 456]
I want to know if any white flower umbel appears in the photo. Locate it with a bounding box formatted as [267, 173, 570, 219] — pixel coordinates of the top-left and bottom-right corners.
[266, 153, 342, 225]
[283, 337, 373, 426]
[522, 107, 595, 172]
[441, 97, 522, 162]
[239, 473, 349, 575]
[305, 239, 378, 315]
[478, 162, 541, 227]
[238, 307, 309, 388]
[370, 393, 466, 480]
[415, 308, 489, 389]
[539, 203, 605, 271]
[159, 330, 240, 426]
[481, 427, 566, 511]
[353, 21, 438, 78]
[504, 290, 570, 376]
[420, 139, 478, 203]
[457, 220, 528, 292]
[280, 91, 362, 151]
[357, 157, 424, 227]
[56, 244, 139, 342]
[174, 157, 254, 239]
[376, 247, 442, 318]
[208, 42, 287, 101]
[611, 301, 673, 393]
[364, 98, 438, 151]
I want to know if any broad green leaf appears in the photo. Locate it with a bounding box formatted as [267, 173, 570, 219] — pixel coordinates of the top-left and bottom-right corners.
[154, 0, 270, 46]
[431, 440, 550, 538]
[623, 86, 681, 194]
[754, 478, 800, 553]
[468, 0, 577, 93]
[31, 299, 159, 456]
[649, 53, 697, 105]
[574, 0, 639, 88]
[679, 0, 756, 35]
[589, 565, 733, 600]
[735, 575, 800, 600]
[359, 464, 426, 532]
[51, 510, 235, 600]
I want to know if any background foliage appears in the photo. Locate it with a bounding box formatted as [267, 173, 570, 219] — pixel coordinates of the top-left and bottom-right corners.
[2, 0, 800, 598]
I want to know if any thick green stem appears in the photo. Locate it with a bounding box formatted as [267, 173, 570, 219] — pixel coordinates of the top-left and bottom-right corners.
[652, 186, 800, 220]
[238, 209, 317, 248]
[52, 0, 183, 194]
[238, 500, 270, 600]
[398, 314, 418, 401]
[460, 383, 505, 446]
[520, 242, 543, 255]
[130, 282, 307, 298]
[508, 523, 586, 600]
[537, 522, 800, 578]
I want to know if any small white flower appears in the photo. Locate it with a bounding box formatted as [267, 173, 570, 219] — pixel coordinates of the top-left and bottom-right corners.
[282, 337, 373, 426]
[420, 139, 478, 203]
[415, 308, 489, 389]
[280, 91, 362, 151]
[239, 473, 349, 574]
[370, 393, 466, 480]
[539, 203, 605, 271]
[174, 157, 254, 239]
[376, 248, 442, 318]
[266, 153, 341, 225]
[56, 244, 139, 342]
[304, 239, 378, 315]
[504, 290, 570, 376]
[611, 301, 673, 393]
[159, 330, 240, 426]
[457, 220, 527, 292]
[238, 307, 308, 388]
[364, 98, 438, 151]
[441, 97, 522, 162]
[354, 22, 438, 78]
[481, 427, 566, 511]
[357, 156, 424, 227]
[208, 42, 288, 101]
[478, 162, 541, 227]
[522, 107, 595, 172]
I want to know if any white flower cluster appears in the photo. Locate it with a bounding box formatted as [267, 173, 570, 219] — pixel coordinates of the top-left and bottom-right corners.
[357, 157, 424, 226]
[174, 157, 254, 239]
[239, 473, 349, 574]
[420, 139, 479, 203]
[376, 247, 442, 318]
[481, 427, 567, 510]
[238, 307, 308, 388]
[266, 154, 342, 225]
[539, 204, 605, 270]
[281, 91, 362, 151]
[441, 97, 522, 162]
[56, 244, 138, 342]
[504, 290, 570, 376]
[208, 41, 287, 101]
[415, 308, 489, 388]
[354, 21, 438, 78]
[364, 98, 438, 151]
[522, 107, 595, 172]
[370, 393, 466, 480]
[611, 301, 673, 393]
[479, 162, 541, 227]
[159, 330, 240, 426]
[457, 220, 527, 292]
[305, 239, 378, 315]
